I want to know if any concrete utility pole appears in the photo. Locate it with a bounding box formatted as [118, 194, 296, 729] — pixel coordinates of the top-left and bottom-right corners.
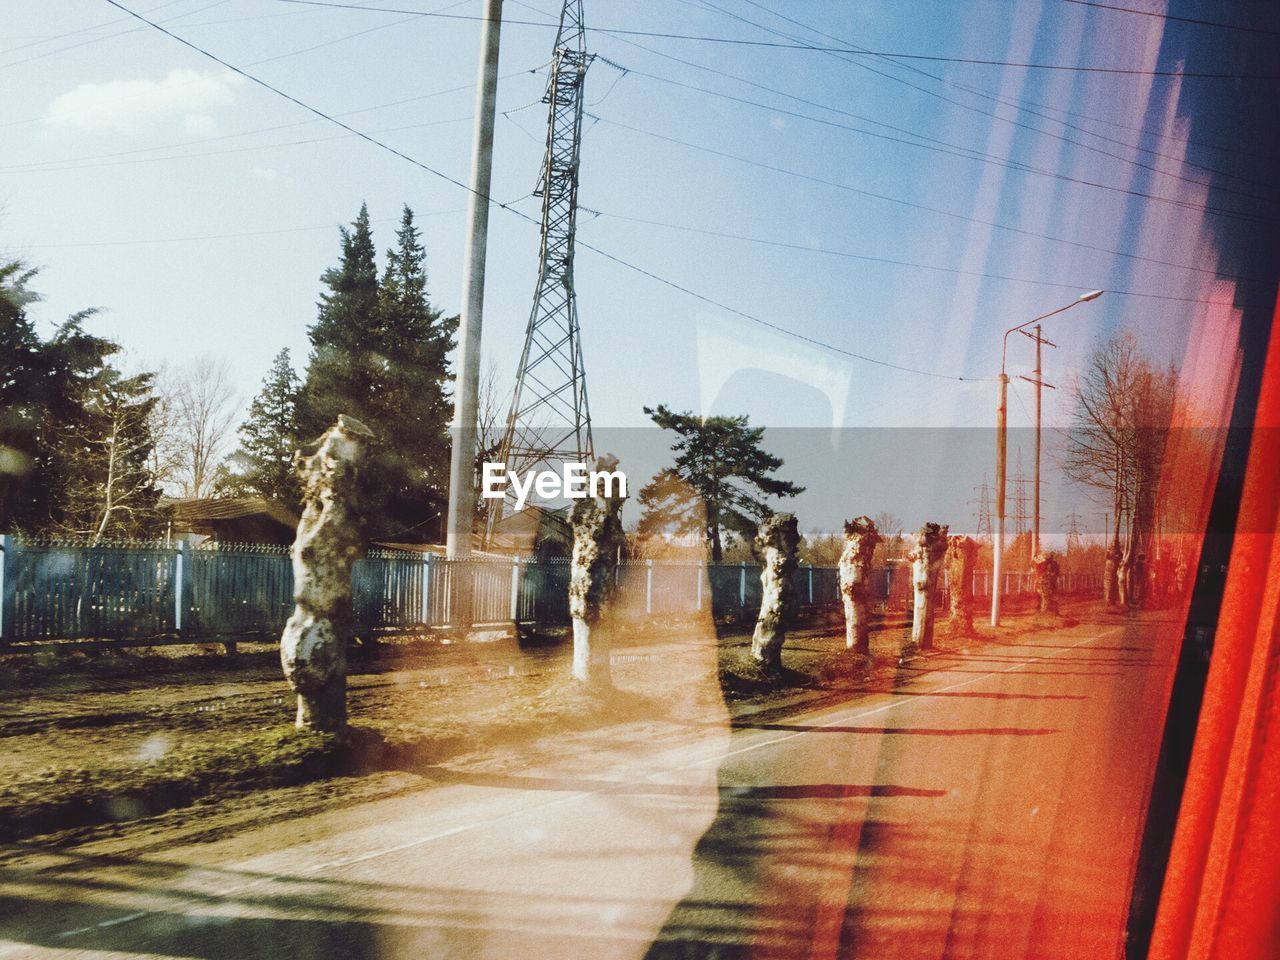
[445, 0, 503, 559]
[1020, 324, 1056, 557]
[991, 290, 1102, 627]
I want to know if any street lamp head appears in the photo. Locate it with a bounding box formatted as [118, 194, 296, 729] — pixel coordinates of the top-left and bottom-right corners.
[1079, 289, 1104, 302]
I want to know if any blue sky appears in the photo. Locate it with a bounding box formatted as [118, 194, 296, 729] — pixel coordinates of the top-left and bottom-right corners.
[2, 0, 1264, 532]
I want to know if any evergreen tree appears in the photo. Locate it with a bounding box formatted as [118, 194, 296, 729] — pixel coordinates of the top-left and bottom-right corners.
[640, 404, 804, 562]
[371, 205, 458, 534]
[297, 204, 457, 540]
[1, 260, 124, 534]
[222, 348, 302, 504]
[298, 202, 381, 438]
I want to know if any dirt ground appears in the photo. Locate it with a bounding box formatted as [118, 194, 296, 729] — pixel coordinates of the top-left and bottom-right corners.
[0, 596, 1085, 846]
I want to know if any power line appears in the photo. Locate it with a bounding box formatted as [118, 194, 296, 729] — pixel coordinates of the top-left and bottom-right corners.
[98, 0, 986, 383]
[1062, 0, 1280, 38]
[735, 0, 1276, 167]
[574, 238, 990, 382]
[17, 211, 460, 248]
[578, 207, 1257, 308]
[605, 34, 1276, 209]
[100, 0, 506, 203]
[680, 0, 1276, 194]
[4, 61, 546, 159]
[585, 111, 1268, 285]
[0, 0, 190, 57]
[6, 114, 475, 174]
[1, 0, 230, 70]
[271, 0, 1280, 79]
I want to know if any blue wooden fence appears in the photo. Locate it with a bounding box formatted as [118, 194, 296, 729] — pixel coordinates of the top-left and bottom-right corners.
[0, 536, 1100, 646]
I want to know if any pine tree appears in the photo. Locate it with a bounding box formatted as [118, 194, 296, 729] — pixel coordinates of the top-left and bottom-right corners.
[298, 202, 381, 438]
[1, 260, 124, 534]
[640, 404, 804, 562]
[222, 348, 302, 504]
[297, 204, 457, 540]
[371, 205, 458, 535]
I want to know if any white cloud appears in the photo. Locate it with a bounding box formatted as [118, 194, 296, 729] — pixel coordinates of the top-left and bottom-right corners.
[43, 69, 243, 137]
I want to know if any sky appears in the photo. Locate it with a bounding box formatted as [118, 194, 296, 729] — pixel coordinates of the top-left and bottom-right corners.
[3, 0, 1273, 535]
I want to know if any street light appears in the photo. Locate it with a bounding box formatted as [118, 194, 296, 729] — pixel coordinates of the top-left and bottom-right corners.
[991, 290, 1104, 628]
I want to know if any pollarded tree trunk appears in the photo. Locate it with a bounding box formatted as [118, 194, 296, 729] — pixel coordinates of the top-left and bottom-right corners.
[946, 535, 978, 636]
[280, 415, 374, 732]
[1104, 542, 1122, 605]
[750, 513, 801, 671]
[1033, 551, 1061, 614]
[569, 454, 627, 685]
[907, 523, 949, 654]
[1130, 552, 1147, 609]
[1118, 544, 1134, 607]
[838, 515, 880, 655]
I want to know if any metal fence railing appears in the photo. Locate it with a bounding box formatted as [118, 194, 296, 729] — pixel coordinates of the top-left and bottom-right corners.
[0, 535, 1101, 646]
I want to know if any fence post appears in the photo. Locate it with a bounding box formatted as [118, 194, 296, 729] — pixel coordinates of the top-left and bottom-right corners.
[645, 559, 653, 615]
[739, 561, 747, 610]
[422, 553, 434, 626]
[510, 555, 521, 622]
[173, 540, 185, 637]
[0, 534, 6, 644]
[808, 565, 814, 605]
[695, 561, 704, 611]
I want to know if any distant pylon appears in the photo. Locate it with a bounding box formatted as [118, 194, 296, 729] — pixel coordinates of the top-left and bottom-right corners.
[1065, 509, 1084, 553]
[969, 474, 993, 539]
[493, 0, 593, 525]
[1010, 450, 1032, 566]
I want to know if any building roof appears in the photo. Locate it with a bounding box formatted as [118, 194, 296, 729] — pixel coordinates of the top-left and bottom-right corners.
[164, 496, 299, 529]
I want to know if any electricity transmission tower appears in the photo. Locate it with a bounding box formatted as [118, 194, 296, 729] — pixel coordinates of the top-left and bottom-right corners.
[1065, 510, 1085, 553]
[969, 474, 993, 539]
[493, 0, 594, 523]
[1010, 450, 1032, 567]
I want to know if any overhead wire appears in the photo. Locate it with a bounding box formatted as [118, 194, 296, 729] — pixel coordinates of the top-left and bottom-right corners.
[734, 0, 1277, 167]
[684, 0, 1276, 193]
[18, 210, 462, 249]
[584, 110, 1266, 285]
[270, 0, 1280, 79]
[93, 0, 993, 384]
[576, 206, 1253, 308]
[1061, 0, 1280, 38]
[604, 31, 1275, 210]
[0, 0, 231, 69]
[2, 65, 545, 171]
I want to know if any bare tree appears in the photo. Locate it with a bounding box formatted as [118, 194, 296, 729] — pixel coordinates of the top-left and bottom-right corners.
[476, 357, 508, 464]
[1062, 332, 1177, 600]
[146, 361, 183, 492]
[872, 511, 906, 561]
[162, 356, 239, 499]
[58, 369, 162, 543]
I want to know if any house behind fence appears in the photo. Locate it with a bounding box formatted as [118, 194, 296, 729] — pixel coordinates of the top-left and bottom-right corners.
[0, 536, 1100, 647]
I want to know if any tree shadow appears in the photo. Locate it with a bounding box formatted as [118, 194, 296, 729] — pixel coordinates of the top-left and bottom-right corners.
[411, 765, 944, 800]
[731, 723, 1059, 737]
[0, 891, 656, 960]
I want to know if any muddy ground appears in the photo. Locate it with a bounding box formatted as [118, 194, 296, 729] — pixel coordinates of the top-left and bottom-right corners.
[0, 596, 1079, 846]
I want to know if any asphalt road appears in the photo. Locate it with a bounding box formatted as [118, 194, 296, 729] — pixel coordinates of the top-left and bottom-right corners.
[0, 614, 1176, 960]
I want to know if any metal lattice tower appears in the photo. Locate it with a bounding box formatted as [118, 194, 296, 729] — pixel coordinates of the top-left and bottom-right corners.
[1064, 510, 1085, 553]
[1010, 450, 1033, 566]
[494, 0, 594, 517]
[969, 474, 993, 539]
